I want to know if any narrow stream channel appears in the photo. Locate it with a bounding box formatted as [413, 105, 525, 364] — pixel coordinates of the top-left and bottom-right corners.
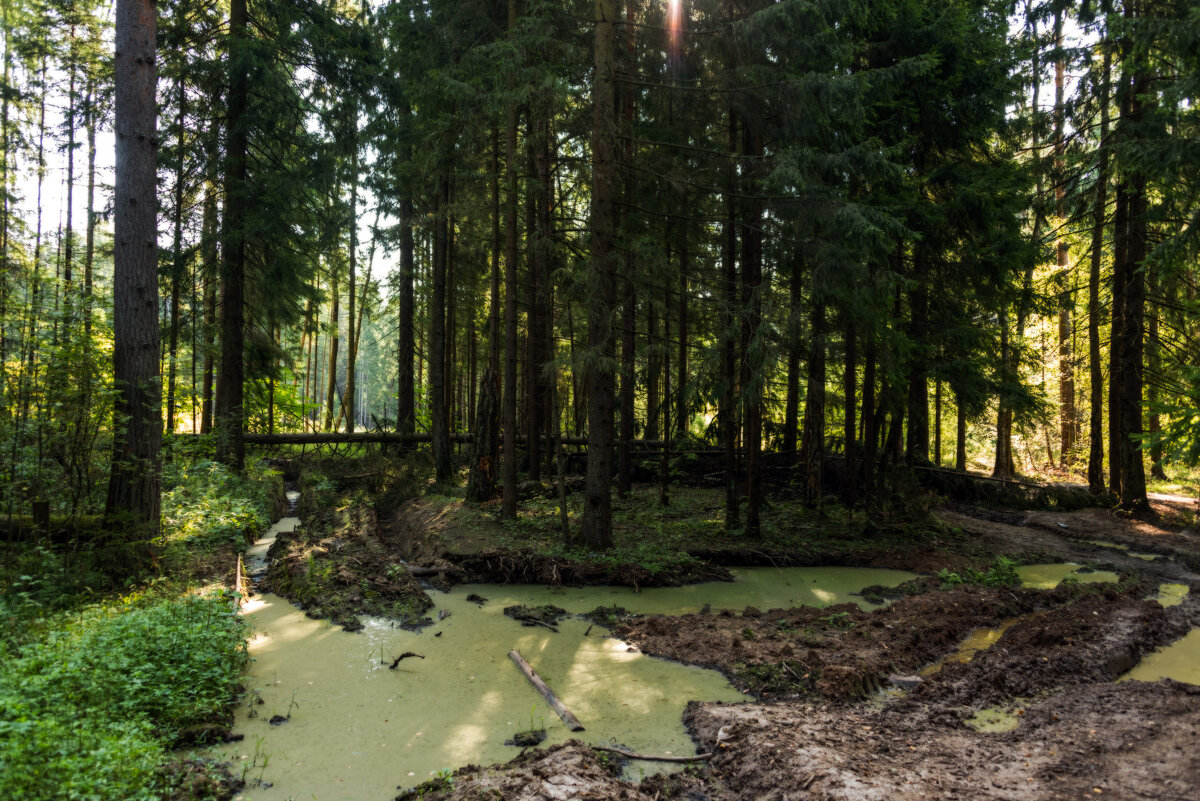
[212, 510, 917, 799]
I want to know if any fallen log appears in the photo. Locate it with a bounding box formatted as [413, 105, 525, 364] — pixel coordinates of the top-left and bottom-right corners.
[590, 745, 713, 763]
[507, 649, 584, 732]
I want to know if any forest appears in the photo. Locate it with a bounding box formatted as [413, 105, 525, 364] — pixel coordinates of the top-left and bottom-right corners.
[1, 0, 1199, 800]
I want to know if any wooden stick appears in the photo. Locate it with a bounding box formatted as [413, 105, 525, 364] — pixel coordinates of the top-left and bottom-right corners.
[590, 745, 713, 763]
[508, 649, 585, 731]
[389, 652, 425, 669]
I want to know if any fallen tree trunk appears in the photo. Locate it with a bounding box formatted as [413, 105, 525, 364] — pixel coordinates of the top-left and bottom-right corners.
[508, 649, 584, 732]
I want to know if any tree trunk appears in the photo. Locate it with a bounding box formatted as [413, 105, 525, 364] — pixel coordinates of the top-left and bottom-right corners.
[783, 260, 801, 457]
[843, 320, 857, 502]
[862, 336, 876, 489]
[106, 0, 161, 542]
[431, 173, 451, 481]
[215, 0, 247, 469]
[579, 0, 617, 550]
[397, 104, 416, 440]
[1054, 11, 1075, 465]
[1087, 49, 1110, 494]
[166, 75, 186, 434]
[955, 388, 967, 471]
[466, 367, 500, 501]
[345, 146, 359, 433]
[501, 0, 520, 518]
[323, 263, 340, 431]
[741, 115, 763, 536]
[801, 301, 826, 506]
[721, 106, 739, 529]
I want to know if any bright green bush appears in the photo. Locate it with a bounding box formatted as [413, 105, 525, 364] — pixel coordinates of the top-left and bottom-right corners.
[0, 592, 248, 801]
[161, 458, 278, 549]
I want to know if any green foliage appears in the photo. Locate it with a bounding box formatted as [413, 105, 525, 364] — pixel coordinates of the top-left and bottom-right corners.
[0, 592, 248, 801]
[161, 457, 279, 550]
[938, 556, 1021, 589]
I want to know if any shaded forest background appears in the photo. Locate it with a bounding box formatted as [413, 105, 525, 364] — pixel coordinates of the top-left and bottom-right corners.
[2, 0, 1199, 547]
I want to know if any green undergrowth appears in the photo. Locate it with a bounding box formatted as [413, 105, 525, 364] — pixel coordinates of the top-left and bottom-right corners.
[431, 483, 951, 575]
[0, 588, 248, 801]
[159, 455, 282, 581]
[938, 556, 1022, 589]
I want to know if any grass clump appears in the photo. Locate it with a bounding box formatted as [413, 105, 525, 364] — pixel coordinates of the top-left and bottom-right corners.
[938, 556, 1021, 589]
[0, 590, 249, 800]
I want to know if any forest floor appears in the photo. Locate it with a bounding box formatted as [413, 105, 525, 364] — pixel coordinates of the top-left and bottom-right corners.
[376, 483, 1200, 801]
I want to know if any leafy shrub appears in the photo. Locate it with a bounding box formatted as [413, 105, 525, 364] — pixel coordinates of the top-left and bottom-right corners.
[938, 556, 1021, 589]
[0, 592, 248, 801]
[161, 459, 278, 549]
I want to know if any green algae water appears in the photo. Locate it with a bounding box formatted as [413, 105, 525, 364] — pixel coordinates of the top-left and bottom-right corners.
[1121, 629, 1200, 686]
[1016, 563, 1120, 589]
[212, 523, 915, 800]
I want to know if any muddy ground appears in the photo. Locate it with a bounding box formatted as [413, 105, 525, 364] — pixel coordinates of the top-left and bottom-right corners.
[386, 491, 1200, 801]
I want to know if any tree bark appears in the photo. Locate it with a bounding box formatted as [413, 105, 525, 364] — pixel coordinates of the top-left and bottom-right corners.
[501, 0, 520, 518]
[801, 301, 826, 506]
[216, 0, 248, 469]
[579, 0, 617, 550]
[432, 172, 451, 481]
[106, 0, 161, 542]
[843, 320, 857, 502]
[397, 104, 416, 440]
[1087, 48, 1110, 494]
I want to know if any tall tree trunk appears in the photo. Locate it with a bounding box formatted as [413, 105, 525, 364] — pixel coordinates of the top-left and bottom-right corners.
[677, 218, 688, 438]
[862, 336, 876, 489]
[1114, 51, 1149, 511]
[801, 301, 826, 506]
[741, 115, 763, 537]
[782, 260, 801, 457]
[1087, 48, 1110, 494]
[106, 0, 161, 541]
[955, 388, 967, 471]
[501, 0, 520, 518]
[1109, 180, 1128, 496]
[721, 105, 739, 529]
[993, 308, 1014, 479]
[323, 264, 340, 431]
[397, 104, 415, 440]
[83, 79, 96, 333]
[618, 7, 635, 497]
[489, 124, 501, 374]
[843, 320, 857, 502]
[431, 173, 451, 481]
[1054, 10, 1075, 465]
[199, 117, 219, 435]
[345, 146, 359, 433]
[166, 75, 186, 434]
[579, 0, 617, 550]
[933, 378, 942, 467]
[905, 261, 929, 466]
[216, 0, 247, 469]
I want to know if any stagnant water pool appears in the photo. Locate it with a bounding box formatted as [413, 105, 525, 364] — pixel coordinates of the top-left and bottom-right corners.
[206, 516, 917, 799]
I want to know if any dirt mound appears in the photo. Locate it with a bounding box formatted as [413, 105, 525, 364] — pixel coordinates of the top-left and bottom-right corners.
[615, 584, 1110, 699]
[683, 680, 1200, 800]
[903, 589, 1191, 714]
[394, 743, 655, 801]
[266, 498, 433, 631]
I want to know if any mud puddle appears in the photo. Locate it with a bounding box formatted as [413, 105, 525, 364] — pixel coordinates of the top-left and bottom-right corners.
[215, 566, 914, 798]
[1016, 562, 1119, 589]
[1122, 628, 1200, 685]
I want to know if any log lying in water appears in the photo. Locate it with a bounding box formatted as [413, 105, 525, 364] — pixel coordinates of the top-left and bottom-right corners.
[507, 649, 584, 732]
